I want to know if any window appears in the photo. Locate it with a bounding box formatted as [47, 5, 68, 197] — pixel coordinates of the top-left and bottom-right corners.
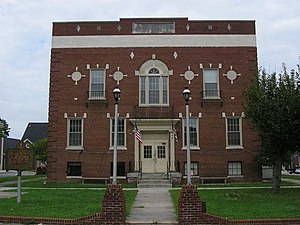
[184, 162, 199, 176]
[140, 67, 168, 105]
[68, 118, 83, 149]
[144, 146, 152, 158]
[183, 118, 199, 147]
[226, 117, 243, 148]
[111, 118, 125, 148]
[157, 145, 166, 158]
[89, 69, 105, 99]
[228, 161, 242, 176]
[67, 162, 82, 176]
[203, 69, 219, 98]
[110, 162, 126, 176]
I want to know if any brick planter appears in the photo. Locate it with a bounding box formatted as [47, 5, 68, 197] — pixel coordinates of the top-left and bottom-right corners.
[98, 184, 126, 224]
[179, 184, 203, 224]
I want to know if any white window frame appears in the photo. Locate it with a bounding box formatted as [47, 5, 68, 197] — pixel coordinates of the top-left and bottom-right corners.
[203, 68, 220, 99]
[182, 117, 200, 150]
[89, 68, 106, 100]
[184, 161, 199, 177]
[109, 118, 127, 150]
[225, 117, 243, 149]
[139, 67, 169, 106]
[228, 161, 242, 176]
[66, 162, 82, 178]
[66, 118, 84, 150]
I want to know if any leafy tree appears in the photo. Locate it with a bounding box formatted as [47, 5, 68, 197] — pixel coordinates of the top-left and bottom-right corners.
[0, 118, 10, 138]
[244, 65, 300, 192]
[29, 138, 48, 163]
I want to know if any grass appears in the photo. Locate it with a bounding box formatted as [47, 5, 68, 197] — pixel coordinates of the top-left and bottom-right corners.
[0, 175, 45, 183]
[3, 180, 137, 188]
[282, 174, 300, 180]
[170, 188, 300, 219]
[0, 189, 137, 218]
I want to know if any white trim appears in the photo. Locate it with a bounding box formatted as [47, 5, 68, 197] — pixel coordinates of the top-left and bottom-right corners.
[66, 117, 84, 149]
[52, 35, 257, 48]
[66, 176, 82, 179]
[110, 117, 127, 149]
[182, 117, 200, 149]
[225, 116, 243, 149]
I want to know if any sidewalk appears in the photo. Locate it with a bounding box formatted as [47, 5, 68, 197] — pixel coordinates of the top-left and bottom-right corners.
[127, 188, 177, 225]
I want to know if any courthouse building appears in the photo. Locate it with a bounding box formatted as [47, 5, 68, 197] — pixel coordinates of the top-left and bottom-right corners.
[47, 17, 261, 183]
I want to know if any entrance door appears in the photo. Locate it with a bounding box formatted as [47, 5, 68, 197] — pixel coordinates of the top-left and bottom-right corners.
[141, 142, 168, 173]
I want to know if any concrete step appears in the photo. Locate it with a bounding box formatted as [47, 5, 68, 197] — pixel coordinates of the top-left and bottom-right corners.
[138, 183, 172, 188]
[141, 173, 168, 180]
[127, 223, 178, 224]
[138, 173, 172, 188]
[139, 180, 171, 184]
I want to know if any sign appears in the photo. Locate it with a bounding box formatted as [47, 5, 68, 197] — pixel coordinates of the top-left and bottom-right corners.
[6, 142, 35, 171]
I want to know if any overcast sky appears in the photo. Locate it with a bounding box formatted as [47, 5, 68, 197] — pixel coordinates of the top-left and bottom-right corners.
[0, 0, 299, 139]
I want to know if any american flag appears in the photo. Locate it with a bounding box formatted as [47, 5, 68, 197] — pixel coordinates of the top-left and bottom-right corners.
[135, 126, 143, 143]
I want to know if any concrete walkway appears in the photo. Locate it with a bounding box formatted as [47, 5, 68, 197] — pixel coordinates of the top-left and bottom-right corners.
[127, 188, 178, 225]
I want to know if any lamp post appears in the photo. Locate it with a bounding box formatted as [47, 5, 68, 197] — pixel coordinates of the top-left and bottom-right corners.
[112, 85, 121, 185]
[183, 86, 191, 185]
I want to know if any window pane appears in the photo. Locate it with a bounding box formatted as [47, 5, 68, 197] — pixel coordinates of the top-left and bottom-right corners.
[140, 77, 146, 104]
[157, 146, 166, 158]
[163, 77, 168, 104]
[204, 69, 218, 83]
[228, 161, 242, 176]
[67, 162, 81, 176]
[227, 118, 241, 146]
[69, 119, 82, 146]
[112, 118, 125, 147]
[149, 77, 159, 104]
[144, 146, 152, 158]
[204, 69, 218, 97]
[148, 67, 160, 74]
[184, 118, 198, 146]
[91, 69, 105, 97]
[184, 162, 199, 176]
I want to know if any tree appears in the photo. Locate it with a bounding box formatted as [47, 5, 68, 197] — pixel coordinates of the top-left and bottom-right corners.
[0, 118, 10, 138]
[244, 65, 300, 192]
[29, 138, 48, 163]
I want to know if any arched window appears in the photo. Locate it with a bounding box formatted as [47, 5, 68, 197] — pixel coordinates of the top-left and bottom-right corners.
[139, 61, 169, 105]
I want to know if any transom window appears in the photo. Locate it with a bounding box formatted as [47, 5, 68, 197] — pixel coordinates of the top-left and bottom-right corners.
[68, 118, 83, 148]
[183, 118, 199, 147]
[203, 69, 220, 98]
[89, 69, 105, 99]
[111, 118, 125, 147]
[228, 161, 242, 176]
[226, 117, 243, 148]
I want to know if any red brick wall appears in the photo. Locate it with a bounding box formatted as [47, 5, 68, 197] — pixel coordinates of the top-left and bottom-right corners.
[48, 19, 261, 183]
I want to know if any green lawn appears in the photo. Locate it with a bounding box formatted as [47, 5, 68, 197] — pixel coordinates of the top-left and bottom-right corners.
[282, 174, 300, 180]
[0, 175, 45, 183]
[170, 188, 300, 219]
[0, 189, 137, 218]
[3, 180, 136, 188]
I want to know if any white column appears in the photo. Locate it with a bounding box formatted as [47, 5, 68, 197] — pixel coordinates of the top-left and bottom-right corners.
[169, 130, 175, 171]
[134, 138, 140, 171]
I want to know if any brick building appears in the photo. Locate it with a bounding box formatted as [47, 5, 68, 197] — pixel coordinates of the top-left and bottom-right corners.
[48, 17, 261, 183]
